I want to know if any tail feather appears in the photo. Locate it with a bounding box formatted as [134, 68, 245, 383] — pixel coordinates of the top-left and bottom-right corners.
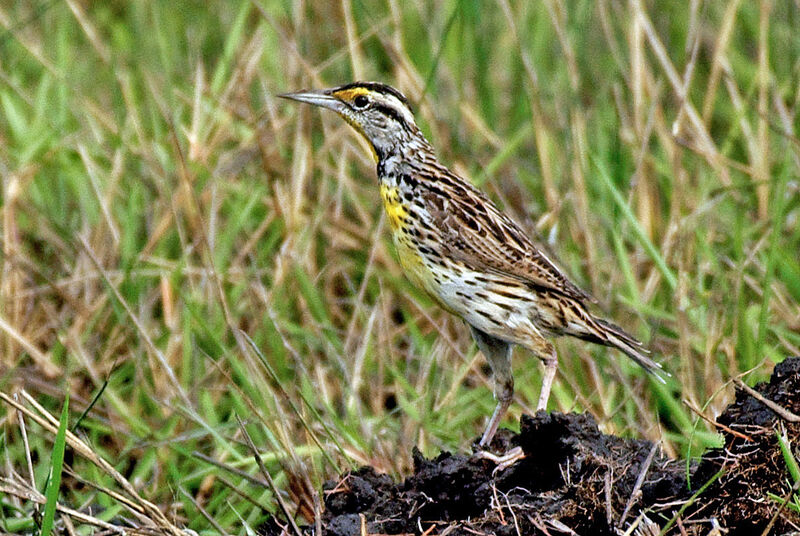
[592, 318, 668, 383]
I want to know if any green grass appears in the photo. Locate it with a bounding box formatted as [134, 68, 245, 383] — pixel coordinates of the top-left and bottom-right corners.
[1, 1, 799, 533]
[40, 394, 68, 536]
[770, 426, 800, 515]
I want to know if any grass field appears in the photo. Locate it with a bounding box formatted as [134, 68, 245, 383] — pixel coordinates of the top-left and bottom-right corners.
[1, 1, 799, 533]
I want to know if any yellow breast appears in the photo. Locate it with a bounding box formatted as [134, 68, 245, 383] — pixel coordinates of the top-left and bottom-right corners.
[380, 183, 453, 309]
[380, 183, 408, 231]
[380, 184, 427, 279]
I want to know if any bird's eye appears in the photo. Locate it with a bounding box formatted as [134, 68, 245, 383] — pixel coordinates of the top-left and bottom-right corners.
[353, 95, 370, 109]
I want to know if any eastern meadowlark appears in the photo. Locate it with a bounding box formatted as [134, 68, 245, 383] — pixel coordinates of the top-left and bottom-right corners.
[280, 82, 663, 447]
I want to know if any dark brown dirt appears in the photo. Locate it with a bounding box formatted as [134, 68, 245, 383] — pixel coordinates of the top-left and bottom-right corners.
[262, 357, 800, 535]
[686, 357, 800, 535]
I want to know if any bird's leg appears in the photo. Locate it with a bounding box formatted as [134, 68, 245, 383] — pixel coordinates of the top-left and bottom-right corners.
[537, 345, 558, 411]
[469, 326, 514, 447]
[480, 377, 513, 447]
[476, 342, 525, 473]
[479, 337, 558, 473]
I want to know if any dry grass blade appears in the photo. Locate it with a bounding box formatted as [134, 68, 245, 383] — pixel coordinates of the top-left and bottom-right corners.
[75, 234, 190, 407]
[236, 415, 303, 536]
[59, 466, 172, 529]
[618, 442, 660, 528]
[0, 480, 142, 535]
[16, 399, 36, 489]
[629, 0, 727, 183]
[0, 314, 60, 377]
[0, 390, 189, 536]
[733, 379, 800, 423]
[684, 398, 755, 442]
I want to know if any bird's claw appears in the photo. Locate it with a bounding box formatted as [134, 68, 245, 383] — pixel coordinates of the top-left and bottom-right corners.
[476, 446, 526, 474]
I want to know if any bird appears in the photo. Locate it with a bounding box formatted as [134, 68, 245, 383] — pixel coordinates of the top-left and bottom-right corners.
[279, 82, 663, 449]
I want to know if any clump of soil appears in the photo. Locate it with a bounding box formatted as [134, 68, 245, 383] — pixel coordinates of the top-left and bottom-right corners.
[265, 358, 800, 535]
[687, 357, 800, 534]
[320, 412, 688, 536]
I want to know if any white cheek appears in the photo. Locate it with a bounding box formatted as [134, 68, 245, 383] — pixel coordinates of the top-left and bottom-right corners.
[384, 95, 416, 126]
[400, 107, 415, 126]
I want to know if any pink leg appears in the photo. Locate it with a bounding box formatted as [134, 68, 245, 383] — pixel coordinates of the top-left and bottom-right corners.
[537, 347, 558, 411]
[479, 388, 513, 447]
[469, 326, 513, 447]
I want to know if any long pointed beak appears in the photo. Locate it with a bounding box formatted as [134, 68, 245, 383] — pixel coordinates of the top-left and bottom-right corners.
[278, 89, 342, 112]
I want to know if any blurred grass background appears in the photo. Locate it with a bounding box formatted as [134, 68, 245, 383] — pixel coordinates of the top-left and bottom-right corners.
[1, 0, 799, 532]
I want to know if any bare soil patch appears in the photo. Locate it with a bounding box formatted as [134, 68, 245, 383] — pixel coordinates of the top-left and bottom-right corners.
[265, 358, 800, 535]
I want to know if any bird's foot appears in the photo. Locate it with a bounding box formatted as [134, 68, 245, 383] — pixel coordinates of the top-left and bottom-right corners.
[476, 446, 525, 475]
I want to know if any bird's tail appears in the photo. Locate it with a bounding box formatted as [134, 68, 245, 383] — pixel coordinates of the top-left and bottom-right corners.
[589, 318, 668, 383]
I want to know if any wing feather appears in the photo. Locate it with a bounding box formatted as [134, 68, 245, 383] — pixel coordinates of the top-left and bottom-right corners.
[422, 170, 595, 303]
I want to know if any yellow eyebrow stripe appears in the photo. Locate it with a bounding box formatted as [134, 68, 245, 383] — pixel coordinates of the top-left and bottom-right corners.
[332, 87, 370, 101]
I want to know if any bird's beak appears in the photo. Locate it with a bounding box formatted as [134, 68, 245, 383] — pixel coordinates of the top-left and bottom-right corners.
[278, 89, 342, 112]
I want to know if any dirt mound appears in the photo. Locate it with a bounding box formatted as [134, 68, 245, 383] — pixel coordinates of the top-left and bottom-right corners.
[688, 357, 800, 534]
[320, 412, 688, 535]
[264, 358, 800, 535]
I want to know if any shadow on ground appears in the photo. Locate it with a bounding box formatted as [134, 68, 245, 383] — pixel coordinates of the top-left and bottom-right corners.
[265, 358, 800, 535]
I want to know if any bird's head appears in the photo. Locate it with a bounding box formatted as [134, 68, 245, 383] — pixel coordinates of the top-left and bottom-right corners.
[279, 82, 426, 162]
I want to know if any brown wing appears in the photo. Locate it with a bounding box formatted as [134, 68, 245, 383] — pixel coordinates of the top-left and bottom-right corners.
[422, 169, 595, 303]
